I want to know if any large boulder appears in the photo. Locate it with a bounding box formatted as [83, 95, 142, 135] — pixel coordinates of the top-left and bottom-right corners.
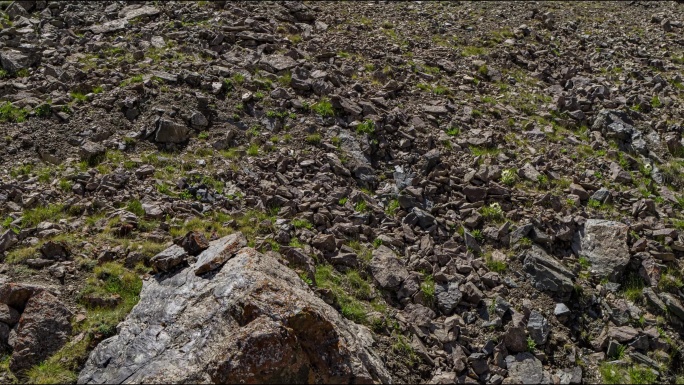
[9, 290, 72, 373]
[522, 246, 575, 294]
[78, 234, 391, 384]
[504, 353, 549, 384]
[575, 219, 629, 280]
[154, 119, 190, 144]
[370, 245, 409, 290]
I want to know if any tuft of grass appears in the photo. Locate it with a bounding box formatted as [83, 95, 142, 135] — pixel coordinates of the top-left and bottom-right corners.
[21, 204, 65, 228]
[246, 143, 259, 156]
[305, 133, 321, 144]
[26, 361, 77, 384]
[126, 200, 145, 218]
[385, 199, 399, 216]
[485, 253, 507, 273]
[500, 169, 518, 186]
[527, 336, 537, 352]
[600, 362, 624, 385]
[356, 120, 375, 135]
[420, 274, 435, 305]
[315, 265, 376, 324]
[312, 97, 334, 117]
[0, 101, 28, 123]
[479, 203, 504, 222]
[291, 218, 313, 230]
[622, 273, 644, 303]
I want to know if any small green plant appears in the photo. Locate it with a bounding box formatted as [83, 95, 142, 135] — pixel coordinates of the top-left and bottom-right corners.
[578, 256, 591, 270]
[527, 336, 537, 352]
[305, 133, 321, 144]
[15, 68, 29, 78]
[355, 200, 369, 213]
[651, 95, 662, 108]
[600, 362, 624, 385]
[622, 274, 645, 303]
[339, 197, 348, 205]
[588, 199, 602, 209]
[356, 120, 375, 135]
[420, 274, 435, 304]
[312, 97, 334, 117]
[471, 229, 483, 242]
[247, 143, 259, 156]
[485, 253, 507, 273]
[198, 132, 209, 140]
[126, 199, 145, 218]
[292, 218, 313, 230]
[35, 103, 52, 117]
[446, 126, 460, 136]
[385, 199, 400, 215]
[500, 169, 518, 186]
[480, 203, 504, 222]
[0, 101, 28, 123]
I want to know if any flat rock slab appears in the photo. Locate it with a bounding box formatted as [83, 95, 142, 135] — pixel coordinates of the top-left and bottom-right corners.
[522, 246, 575, 294]
[578, 219, 629, 280]
[78, 235, 391, 384]
[194, 232, 247, 275]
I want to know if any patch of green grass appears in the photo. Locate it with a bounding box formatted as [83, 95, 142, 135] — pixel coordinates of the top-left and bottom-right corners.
[312, 97, 334, 117]
[600, 362, 624, 384]
[315, 265, 376, 324]
[445, 126, 460, 136]
[469, 145, 500, 157]
[120, 74, 143, 87]
[485, 253, 507, 273]
[628, 366, 658, 384]
[126, 199, 145, 217]
[658, 269, 684, 293]
[527, 336, 537, 352]
[0, 101, 28, 123]
[70, 92, 88, 103]
[622, 273, 645, 303]
[461, 46, 487, 57]
[420, 274, 435, 304]
[292, 218, 313, 230]
[246, 143, 259, 156]
[500, 169, 518, 186]
[480, 203, 504, 222]
[391, 334, 419, 365]
[305, 133, 321, 144]
[26, 360, 77, 384]
[356, 119, 375, 135]
[35, 102, 52, 118]
[21, 204, 65, 228]
[385, 199, 399, 216]
[578, 256, 591, 270]
[355, 200, 369, 213]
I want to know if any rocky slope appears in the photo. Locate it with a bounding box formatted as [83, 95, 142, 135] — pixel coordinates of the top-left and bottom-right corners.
[1, 0, 684, 384]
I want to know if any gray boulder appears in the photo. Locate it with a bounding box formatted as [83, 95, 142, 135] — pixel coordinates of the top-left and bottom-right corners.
[522, 246, 575, 294]
[505, 352, 548, 384]
[78, 236, 391, 384]
[370, 245, 408, 290]
[527, 310, 549, 345]
[435, 282, 462, 315]
[155, 119, 190, 144]
[576, 219, 629, 280]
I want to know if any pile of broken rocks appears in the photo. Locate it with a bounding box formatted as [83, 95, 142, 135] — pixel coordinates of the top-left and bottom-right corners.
[1, 1, 684, 384]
